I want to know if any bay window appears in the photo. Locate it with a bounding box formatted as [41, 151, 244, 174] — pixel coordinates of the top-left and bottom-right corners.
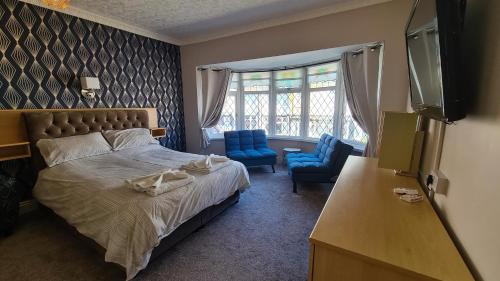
[210, 62, 367, 150]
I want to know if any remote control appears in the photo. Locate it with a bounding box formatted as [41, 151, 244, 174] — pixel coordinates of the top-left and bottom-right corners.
[400, 194, 423, 203]
[393, 187, 419, 195]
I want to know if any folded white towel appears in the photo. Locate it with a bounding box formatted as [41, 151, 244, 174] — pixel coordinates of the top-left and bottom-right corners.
[181, 155, 231, 174]
[189, 156, 213, 169]
[209, 154, 229, 162]
[126, 169, 194, 196]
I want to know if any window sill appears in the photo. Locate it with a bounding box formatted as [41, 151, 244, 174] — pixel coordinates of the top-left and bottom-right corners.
[209, 136, 365, 151]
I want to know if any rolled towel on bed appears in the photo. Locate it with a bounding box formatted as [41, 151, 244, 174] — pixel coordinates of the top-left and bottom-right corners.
[181, 154, 230, 174]
[209, 154, 229, 163]
[126, 169, 194, 196]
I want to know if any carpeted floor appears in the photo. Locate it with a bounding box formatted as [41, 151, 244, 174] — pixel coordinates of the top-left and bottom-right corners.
[0, 166, 331, 281]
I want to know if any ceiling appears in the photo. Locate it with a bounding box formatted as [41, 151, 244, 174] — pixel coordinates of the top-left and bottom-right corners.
[25, 0, 391, 45]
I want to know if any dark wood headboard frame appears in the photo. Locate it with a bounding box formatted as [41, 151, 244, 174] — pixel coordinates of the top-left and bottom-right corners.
[22, 109, 151, 173]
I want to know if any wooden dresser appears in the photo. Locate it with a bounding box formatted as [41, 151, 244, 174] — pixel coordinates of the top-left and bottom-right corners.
[308, 156, 474, 281]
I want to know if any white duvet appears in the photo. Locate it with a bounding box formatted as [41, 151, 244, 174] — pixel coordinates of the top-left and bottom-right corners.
[33, 144, 250, 280]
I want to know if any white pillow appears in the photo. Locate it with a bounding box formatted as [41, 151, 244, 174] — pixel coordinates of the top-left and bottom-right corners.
[102, 128, 159, 151]
[36, 132, 113, 167]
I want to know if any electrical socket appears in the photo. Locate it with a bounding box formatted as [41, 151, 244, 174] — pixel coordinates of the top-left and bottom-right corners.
[429, 170, 449, 195]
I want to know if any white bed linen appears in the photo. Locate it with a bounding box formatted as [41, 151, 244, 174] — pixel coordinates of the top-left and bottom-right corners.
[33, 144, 250, 280]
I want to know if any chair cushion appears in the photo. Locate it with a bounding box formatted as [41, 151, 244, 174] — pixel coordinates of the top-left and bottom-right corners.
[313, 134, 329, 155]
[252, 130, 268, 149]
[289, 161, 329, 174]
[224, 131, 241, 152]
[239, 130, 255, 150]
[256, 148, 277, 158]
[226, 150, 247, 160]
[287, 156, 322, 163]
[287, 153, 317, 159]
[226, 148, 277, 161]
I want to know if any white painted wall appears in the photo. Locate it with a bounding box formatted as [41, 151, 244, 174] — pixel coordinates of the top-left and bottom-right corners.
[419, 0, 500, 279]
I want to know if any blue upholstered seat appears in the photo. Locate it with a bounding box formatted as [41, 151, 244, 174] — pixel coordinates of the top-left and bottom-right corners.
[224, 130, 277, 172]
[287, 134, 353, 193]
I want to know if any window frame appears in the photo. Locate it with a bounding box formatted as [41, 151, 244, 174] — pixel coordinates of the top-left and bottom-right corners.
[209, 64, 367, 151]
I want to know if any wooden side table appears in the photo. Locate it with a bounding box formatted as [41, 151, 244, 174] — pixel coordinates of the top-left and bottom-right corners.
[150, 127, 167, 139]
[0, 142, 32, 236]
[0, 142, 31, 161]
[282, 147, 301, 165]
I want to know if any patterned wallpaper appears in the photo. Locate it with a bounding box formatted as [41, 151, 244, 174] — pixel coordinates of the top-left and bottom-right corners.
[0, 0, 185, 151]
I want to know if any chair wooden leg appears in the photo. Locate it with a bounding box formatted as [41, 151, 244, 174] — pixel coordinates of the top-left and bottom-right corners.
[271, 165, 275, 173]
[293, 181, 297, 193]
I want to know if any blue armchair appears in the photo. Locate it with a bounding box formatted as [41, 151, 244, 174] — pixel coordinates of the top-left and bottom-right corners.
[224, 130, 277, 172]
[287, 134, 353, 193]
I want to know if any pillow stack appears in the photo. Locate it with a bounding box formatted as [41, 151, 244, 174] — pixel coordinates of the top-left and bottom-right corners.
[36, 128, 160, 168]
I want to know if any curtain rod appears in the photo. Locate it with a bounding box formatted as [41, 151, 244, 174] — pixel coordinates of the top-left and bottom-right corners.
[197, 58, 340, 73]
[349, 42, 383, 56]
[231, 58, 341, 73]
[197, 43, 383, 73]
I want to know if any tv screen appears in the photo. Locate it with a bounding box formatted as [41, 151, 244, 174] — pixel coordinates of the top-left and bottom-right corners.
[405, 0, 466, 122]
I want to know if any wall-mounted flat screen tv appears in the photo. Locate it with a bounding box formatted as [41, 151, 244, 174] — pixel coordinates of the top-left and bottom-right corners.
[406, 0, 466, 122]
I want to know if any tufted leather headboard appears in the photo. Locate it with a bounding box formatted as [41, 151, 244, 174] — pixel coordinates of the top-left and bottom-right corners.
[23, 110, 149, 172]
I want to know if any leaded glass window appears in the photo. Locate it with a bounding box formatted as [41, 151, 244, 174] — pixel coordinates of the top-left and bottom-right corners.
[275, 92, 301, 136]
[308, 90, 335, 138]
[244, 93, 269, 132]
[341, 100, 368, 145]
[275, 69, 302, 90]
[242, 72, 270, 92]
[308, 63, 337, 88]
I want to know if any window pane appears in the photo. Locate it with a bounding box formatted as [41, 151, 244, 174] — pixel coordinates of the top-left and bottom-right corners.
[307, 63, 338, 75]
[308, 90, 335, 138]
[341, 102, 368, 145]
[244, 94, 269, 132]
[213, 93, 237, 134]
[229, 73, 238, 92]
[276, 92, 301, 136]
[242, 72, 271, 79]
[308, 63, 338, 89]
[243, 72, 270, 91]
[275, 69, 302, 89]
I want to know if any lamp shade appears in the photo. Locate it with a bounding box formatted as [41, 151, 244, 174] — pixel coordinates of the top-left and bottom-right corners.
[80, 77, 100, 89]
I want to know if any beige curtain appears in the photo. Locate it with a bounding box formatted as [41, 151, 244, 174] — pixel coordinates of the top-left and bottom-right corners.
[341, 46, 383, 157]
[197, 68, 231, 148]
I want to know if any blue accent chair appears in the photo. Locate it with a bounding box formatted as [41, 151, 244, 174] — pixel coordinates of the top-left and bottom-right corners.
[224, 130, 277, 172]
[287, 134, 353, 193]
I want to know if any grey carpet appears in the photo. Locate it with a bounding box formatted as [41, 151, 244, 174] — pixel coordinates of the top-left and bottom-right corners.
[0, 166, 331, 281]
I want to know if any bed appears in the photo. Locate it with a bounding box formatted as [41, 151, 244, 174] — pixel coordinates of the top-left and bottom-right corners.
[22, 109, 250, 280]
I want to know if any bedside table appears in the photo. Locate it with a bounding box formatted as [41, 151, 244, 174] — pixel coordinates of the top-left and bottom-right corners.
[0, 142, 31, 161]
[0, 142, 31, 236]
[150, 127, 167, 139]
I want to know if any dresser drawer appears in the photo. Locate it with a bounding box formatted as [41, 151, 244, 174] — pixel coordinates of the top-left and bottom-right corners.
[309, 243, 431, 281]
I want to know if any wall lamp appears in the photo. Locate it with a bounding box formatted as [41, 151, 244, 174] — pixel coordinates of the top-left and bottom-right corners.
[80, 77, 100, 99]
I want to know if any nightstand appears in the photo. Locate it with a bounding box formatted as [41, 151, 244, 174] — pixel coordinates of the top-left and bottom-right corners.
[150, 127, 167, 139]
[0, 142, 31, 161]
[0, 142, 31, 236]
